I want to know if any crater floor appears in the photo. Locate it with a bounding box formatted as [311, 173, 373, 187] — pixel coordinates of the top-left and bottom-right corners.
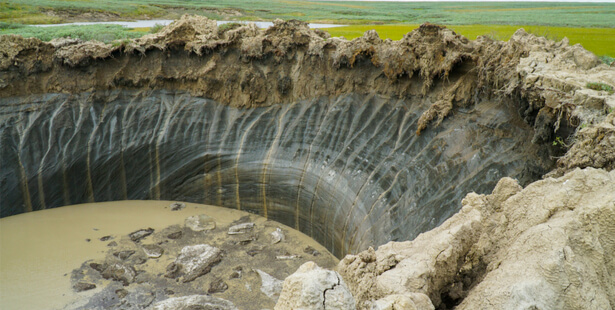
[0, 200, 337, 309]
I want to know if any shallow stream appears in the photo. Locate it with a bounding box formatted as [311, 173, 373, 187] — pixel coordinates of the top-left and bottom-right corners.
[31, 20, 344, 29]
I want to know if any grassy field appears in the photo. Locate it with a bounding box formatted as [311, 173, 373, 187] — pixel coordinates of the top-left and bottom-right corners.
[326, 24, 615, 58]
[0, 23, 150, 42]
[2, 1, 614, 28]
[1, 1, 613, 58]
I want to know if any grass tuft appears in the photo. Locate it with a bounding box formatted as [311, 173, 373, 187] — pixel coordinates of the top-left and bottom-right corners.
[218, 22, 242, 32]
[599, 55, 614, 66]
[587, 82, 614, 94]
[526, 27, 562, 42]
[149, 23, 164, 34]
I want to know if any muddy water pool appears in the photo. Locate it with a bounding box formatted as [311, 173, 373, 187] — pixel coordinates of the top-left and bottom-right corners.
[0, 200, 337, 309]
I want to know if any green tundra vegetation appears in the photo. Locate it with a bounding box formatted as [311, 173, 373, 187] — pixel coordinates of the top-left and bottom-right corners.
[326, 24, 615, 58]
[1, 0, 614, 58]
[0, 23, 149, 42]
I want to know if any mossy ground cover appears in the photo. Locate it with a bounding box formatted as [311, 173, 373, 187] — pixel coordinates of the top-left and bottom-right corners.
[325, 24, 615, 58]
[1, 1, 613, 58]
[2, 1, 614, 28]
[0, 24, 149, 43]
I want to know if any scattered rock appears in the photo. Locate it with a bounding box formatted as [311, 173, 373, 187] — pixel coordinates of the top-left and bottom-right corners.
[101, 263, 136, 286]
[100, 235, 113, 241]
[208, 278, 229, 294]
[303, 246, 320, 256]
[275, 262, 355, 310]
[270, 228, 284, 244]
[228, 222, 255, 235]
[166, 230, 183, 240]
[185, 214, 216, 231]
[370, 294, 434, 310]
[170, 202, 186, 211]
[85, 238, 91, 242]
[276, 254, 300, 260]
[230, 235, 255, 245]
[107, 241, 118, 247]
[148, 294, 238, 310]
[73, 282, 96, 292]
[60, 190, 337, 309]
[230, 215, 252, 225]
[113, 250, 135, 260]
[164, 288, 174, 295]
[141, 244, 164, 258]
[246, 247, 262, 257]
[115, 289, 128, 299]
[166, 244, 222, 282]
[229, 266, 243, 279]
[89, 262, 105, 272]
[165, 263, 181, 278]
[125, 288, 156, 309]
[256, 269, 284, 301]
[133, 257, 147, 265]
[129, 228, 154, 242]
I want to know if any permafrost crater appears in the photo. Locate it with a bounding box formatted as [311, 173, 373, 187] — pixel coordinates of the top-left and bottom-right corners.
[1, 15, 614, 309]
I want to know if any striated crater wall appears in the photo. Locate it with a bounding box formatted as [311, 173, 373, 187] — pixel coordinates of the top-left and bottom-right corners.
[1, 15, 614, 264]
[0, 90, 548, 257]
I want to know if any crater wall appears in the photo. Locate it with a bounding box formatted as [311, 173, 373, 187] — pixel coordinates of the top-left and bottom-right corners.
[0, 89, 549, 256]
[1, 16, 613, 262]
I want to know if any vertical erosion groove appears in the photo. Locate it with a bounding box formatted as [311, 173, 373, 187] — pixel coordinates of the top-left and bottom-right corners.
[0, 90, 552, 257]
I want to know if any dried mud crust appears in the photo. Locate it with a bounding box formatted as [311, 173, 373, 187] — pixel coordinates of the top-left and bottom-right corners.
[0, 15, 614, 172]
[338, 168, 615, 309]
[547, 110, 615, 176]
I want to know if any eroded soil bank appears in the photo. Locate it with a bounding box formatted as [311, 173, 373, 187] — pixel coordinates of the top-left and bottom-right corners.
[1, 15, 613, 169]
[1, 15, 614, 310]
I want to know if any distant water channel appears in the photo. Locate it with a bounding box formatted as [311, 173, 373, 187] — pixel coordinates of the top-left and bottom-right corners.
[32, 20, 345, 29]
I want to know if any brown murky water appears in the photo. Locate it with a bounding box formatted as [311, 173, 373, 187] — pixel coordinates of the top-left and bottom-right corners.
[0, 200, 337, 310]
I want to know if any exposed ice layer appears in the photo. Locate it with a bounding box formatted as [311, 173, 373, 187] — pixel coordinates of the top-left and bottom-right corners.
[0, 90, 550, 257]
